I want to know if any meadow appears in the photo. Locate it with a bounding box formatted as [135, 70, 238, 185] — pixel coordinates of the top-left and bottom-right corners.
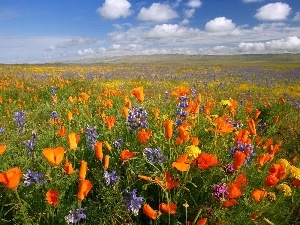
[0, 56, 300, 225]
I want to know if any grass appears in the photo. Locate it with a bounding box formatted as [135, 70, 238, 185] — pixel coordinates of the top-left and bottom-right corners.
[0, 59, 300, 225]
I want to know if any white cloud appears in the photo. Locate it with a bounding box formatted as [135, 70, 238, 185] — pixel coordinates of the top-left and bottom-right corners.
[48, 37, 97, 50]
[187, 0, 202, 8]
[292, 12, 300, 21]
[243, 0, 263, 3]
[146, 24, 199, 39]
[205, 17, 236, 32]
[78, 48, 95, 55]
[184, 9, 195, 18]
[97, 0, 132, 20]
[254, 2, 291, 21]
[137, 3, 178, 22]
[238, 36, 300, 53]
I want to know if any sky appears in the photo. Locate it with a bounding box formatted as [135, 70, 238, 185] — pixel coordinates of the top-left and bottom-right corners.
[1, 0, 300, 64]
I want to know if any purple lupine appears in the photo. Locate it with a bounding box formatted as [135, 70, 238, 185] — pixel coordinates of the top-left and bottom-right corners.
[103, 170, 120, 186]
[223, 164, 235, 175]
[143, 148, 167, 165]
[64, 206, 87, 224]
[213, 183, 228, 200]
[23, 169, 47, 186]
[85, 125, 99, 150]
[123, 189, 143, 216]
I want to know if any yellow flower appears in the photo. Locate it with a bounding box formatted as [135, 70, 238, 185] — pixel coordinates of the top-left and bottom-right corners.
[267, 192, 276, 201]
[277, 158, 290, 175]
[185, 145, 201, 158]
[289, 165, 300, 180]
[220, 100, 232, 107]
[276, 183, 292, 196]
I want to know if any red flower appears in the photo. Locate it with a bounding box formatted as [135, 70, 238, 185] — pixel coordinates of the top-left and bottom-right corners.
[233, 151, 246, 170]
[46, 189, 59, 206]
[143, 204, 157, 220]
[159, 202, 177, 214]
[120, 149, 136, 161]
[138, 129, 152, 145]
[196, 153, 218, 170]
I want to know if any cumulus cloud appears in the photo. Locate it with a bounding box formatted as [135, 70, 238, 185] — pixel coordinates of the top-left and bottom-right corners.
[238, 36, 300, 53]
[137, 3, 178, 22]
[254, 2, 291, 21]
[97, 0, 132, 20]
[205, 17, 236, 33]
[187, 0, 202, 8]
[184, 9, 196, 18]
[78, 48, 95, 55]
[146, 24, 199, 39]
[293, 12, 300, 21]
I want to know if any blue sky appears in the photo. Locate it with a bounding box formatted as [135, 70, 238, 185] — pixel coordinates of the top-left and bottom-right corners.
[1, 0, 300, 63]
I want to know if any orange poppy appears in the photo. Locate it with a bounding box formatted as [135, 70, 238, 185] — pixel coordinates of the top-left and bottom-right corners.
[0, 145, 6, 155]
[196, 153, 218, 170]
[104, 140, 112, 151]
[62, 157, 74, 175]
[103, 99, 113, 108]
[77, 179, 93, 201]
[292, 179, 300, 187]
[137, 129, 152, 145]
[177, 86, 190, 97]
[105, 116, 116, 130]
[257, 153, 273, 167]
[67, 110, 73, 121]
[78, 160, 87, 180]
[235, 129, 251, 144]
[178, 125, 190, 142]
[153, 108, 159, 119]
[0, 167, 22, 190]
[172, 153, 190, 172]
[124, 95, 131, 108]
[196, 218, 208, 225]
[68, 96, 76, 104]
[204, 101, 213, 115]
[165, 120, 173, 139]
[121, 106, 129, 118]
[74, 108, 79, 115]
[103, 155, 110, 169]
[233, 151, 246, 170]
[228, 99, 238, 117]
[132, 87, 144, 102]
[42, 147, 65, 167]
[46, 189, 59, 206]
[80, 92, 89, 101]
[94, 141, 103, 161]
[120, 149, 136, 161]
[264, 174, 279, 187]
[263, 138, 273, 149]
[251, 188, 267, 202]
[138, 174, 152, 181]
[268, 163, 286, 180]
[58, 125, 66, 137]
[234, 174, 248, 189]
[142, 204, 157, 220]
[215, 117, 235, 135]
[67, 133, 80, 150]
[247, 119, 257, 136]
[222, 199, 237, 208]
[273, 115, 279, 124]
[176, 137, 184, 145]
[255, 136, 264, 147]
[227, 183, 242, 199]
[254, 109, 261, 119]
[165, 171, 179, 190]
[196, 93, 202, 103]
[159, 202, 177, 214]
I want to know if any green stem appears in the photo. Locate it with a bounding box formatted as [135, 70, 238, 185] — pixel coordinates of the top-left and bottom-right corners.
[15, 189, 30, 225]
[192, 207, 202, 225]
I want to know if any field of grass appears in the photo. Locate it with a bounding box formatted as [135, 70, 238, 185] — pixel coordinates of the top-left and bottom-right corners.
[0, 57, 300, 225]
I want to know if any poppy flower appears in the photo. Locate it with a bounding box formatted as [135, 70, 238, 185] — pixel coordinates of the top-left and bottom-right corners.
[0, 145, 6, 155]
[46, 189, 59, 206]
[138, 175, 152, 181]
[132, 87, 144, 102]
[80, 92, 89, 102]
[255, 136, 264, 147]
[104, 155, 110, 169]
[222, 199, 237, 208]
[247, 119, 257, 136]
[0, 167, 22, 190]
[165, 120, 173, 139]
[78, 160, 87, 180]
[103, 99, 113, 108]
[62, 157, 74, 175]
[120, 149, 136, 161]
[177, 86, 190, 97]
[42, 147, 65, 167]
[235, 129, 251, 144]
[68, 96, 76, 104]
[105, 116, 116, 130]
[233, 151, 246, 170]
[138, 129, 152, 145]
[67, 110, 73, 121]
[121, 106, 129, 118]
[263, 138, 273, 149]
[228, 99, 238, 117]
[94, 141, 103, 161]
[58, 125, 66, 137]
[165, 171, 179, 190]
[153, 108, 159, 119]
[268, 163, 286, 180]
[251, 189, 267, 202]
[227, 183, 242, 199]
[172, 153, 190, 172]
[178, 125, 190, 142]
[124, 95, 131, 108]
[264, 174, 279, 187]
[254, 109, 261, 119]
[74, 108, 79, 115]
[190, 136, 200, 146]
[273, 115, 279, 124]
[159, 202, 177, 214]
[142, 204, 157, 220]
[204, 101, 213, 115]
[176, 137, 184, 145]
[67, 133, 80, 150]
[234, 173, 248, 189]
[196, 153, 218, 170]
[77, 179, 93, 201]
[196, 218, 208, 225]
[215, 117, 235, 135]
[196, 93, 202, 103]
[104, 141, 112, 151]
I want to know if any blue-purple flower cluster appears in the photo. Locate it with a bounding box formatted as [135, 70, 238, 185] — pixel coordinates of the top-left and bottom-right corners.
[64, 206, 87, 224]
[143, 148, 168, 165]
[85, 125, 99, 150]
[126, 106, 148, 132]
[14, 110, 26, 133]
[213, 183, 228, 200]
[175, 95, 189, 125]
[103, 170, 120, 186]
[230, 142, 255, 165]
[23, 131, 37, 155]
[113, 138, 123, 149]
[123, 189, 143, 216]
[23, 169, 47, 186]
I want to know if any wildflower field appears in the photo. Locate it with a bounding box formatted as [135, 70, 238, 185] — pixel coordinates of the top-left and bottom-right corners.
[0, 59, 300, 225]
